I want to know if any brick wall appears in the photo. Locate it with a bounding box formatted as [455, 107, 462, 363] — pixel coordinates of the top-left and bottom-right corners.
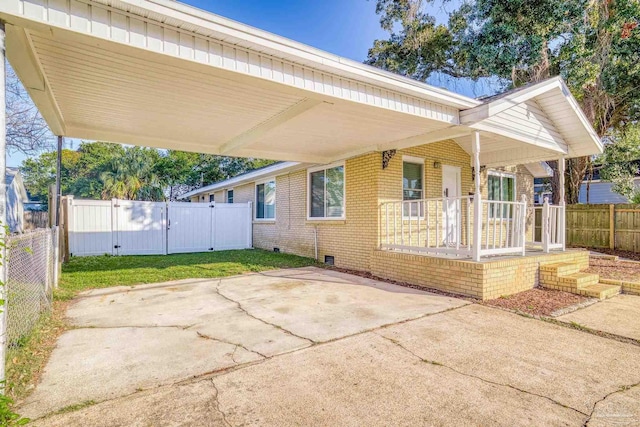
[371, 249, 590, 300]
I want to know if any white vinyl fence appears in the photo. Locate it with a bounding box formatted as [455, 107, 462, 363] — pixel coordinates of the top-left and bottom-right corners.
[67, 198, 252, 257]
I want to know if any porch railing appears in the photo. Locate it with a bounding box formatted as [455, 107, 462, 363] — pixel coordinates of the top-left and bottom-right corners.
[380, 195, 529, 260]
[380, 196, 473, 256]
[529, 198, 565, 252]
[479, 198, 528, 257]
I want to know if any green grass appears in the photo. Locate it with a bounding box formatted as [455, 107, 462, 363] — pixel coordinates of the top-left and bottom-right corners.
[58, 249, 316, 300]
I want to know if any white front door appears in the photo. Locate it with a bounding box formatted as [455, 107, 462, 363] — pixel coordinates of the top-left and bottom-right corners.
[442, 165, 462, 245]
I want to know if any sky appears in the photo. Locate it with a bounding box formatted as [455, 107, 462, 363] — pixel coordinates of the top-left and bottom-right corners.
[8, 0, 495, 167]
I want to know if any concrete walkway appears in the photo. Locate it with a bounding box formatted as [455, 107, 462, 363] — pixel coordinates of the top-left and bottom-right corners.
[21, 267, 640, 426]
[557, 294, 640, 341]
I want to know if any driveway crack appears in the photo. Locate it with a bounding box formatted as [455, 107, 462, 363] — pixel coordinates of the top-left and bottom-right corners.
[214, 280, 314, 344]
[583, 381, 640, 426]
[210, 379, 232, 427]
[195, 331, 267, 359]
[374, 332, 589, 418]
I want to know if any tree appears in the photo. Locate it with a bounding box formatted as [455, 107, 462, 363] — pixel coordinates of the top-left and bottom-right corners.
[6, 63, 53, 154]
[598, 125, 640, 203]
[21, 149, 80, 205]
[367, 0, 640, 203]
[21, 141, 277, 202]
[68, 142, 126, 199]
[100, 147, 163, 201]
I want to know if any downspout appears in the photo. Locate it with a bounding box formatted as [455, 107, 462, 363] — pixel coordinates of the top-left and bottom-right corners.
[314, 225, 318, 261]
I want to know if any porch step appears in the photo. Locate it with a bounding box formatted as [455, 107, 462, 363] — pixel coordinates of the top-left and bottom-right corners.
[539, 261, 622, 300]
[558, 272, 600, 288]
[579, 283, 621, 300]
[540, 262, 581, 276]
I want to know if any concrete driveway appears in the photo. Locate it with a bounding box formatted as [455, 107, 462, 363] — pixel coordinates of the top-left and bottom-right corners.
[21, 267, 640, 426]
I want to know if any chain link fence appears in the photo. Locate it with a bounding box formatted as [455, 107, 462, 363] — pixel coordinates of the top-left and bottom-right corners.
[5, 228, 58, 347]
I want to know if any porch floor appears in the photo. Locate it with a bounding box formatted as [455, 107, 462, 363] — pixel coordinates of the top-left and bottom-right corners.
[380, 245, 568, 263]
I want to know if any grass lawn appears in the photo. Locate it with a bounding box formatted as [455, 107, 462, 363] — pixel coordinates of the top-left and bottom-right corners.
[59, 249, 316, 300]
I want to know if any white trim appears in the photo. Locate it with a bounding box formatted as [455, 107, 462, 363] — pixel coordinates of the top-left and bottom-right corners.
[401, 156, 425, 219]
[306, 161, 346, 221]
[181, 161, 303, 199]
[254, 177, 276, 221]
[487, 170, 516, 219]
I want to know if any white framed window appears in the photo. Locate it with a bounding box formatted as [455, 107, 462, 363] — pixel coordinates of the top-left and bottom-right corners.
[255, 178, 276, 220]
[226, 189, 234, 204]
[209, 194, 215, 202]
[402, 156, 424, 217]
[307, 162, 345, 220]
[488, 171, 516, 219]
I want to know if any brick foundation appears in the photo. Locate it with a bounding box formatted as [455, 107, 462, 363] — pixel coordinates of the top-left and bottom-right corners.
[370, 249, 590, 300]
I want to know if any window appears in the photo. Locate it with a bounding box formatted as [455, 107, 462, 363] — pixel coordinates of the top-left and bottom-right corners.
[403, 158, 424, 217]
[308, 163, 345, 219]
[488, 172, 515, 218]
[256, 180, 276, 220]
[227, 190, 234, 203]
[209, 194, 215, 202]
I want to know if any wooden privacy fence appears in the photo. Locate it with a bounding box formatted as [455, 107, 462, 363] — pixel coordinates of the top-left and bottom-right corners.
[24, 211, 50, 231]
[566, 204, 640, 252]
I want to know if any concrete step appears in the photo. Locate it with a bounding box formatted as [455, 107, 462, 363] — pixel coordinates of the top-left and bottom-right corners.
[578, 283, 621, 300]
[558, 272, 600, 288]
[540, 262, 581, 276]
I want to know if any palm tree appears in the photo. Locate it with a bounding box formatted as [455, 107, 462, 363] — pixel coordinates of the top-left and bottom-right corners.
[100, 147, 164, 201]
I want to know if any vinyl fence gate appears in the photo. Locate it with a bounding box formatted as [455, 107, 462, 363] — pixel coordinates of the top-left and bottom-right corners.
[67, 198, 252, 257]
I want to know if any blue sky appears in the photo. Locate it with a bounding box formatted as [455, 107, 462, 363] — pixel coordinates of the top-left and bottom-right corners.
[9, 0, 495, 167]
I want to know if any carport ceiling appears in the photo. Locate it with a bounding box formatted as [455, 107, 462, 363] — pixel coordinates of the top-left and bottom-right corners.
[2, 0, 472, 164]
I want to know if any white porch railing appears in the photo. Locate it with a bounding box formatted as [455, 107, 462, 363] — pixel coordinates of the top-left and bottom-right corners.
[529, 198, 565, 252]
[479, 198, 528, 257]
[380, 196, 473, 257]
[380, 195, 529, 259]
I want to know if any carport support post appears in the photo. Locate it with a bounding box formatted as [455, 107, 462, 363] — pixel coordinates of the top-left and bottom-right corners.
[55, 136, 63, 226]
[472, 131, 482, 262]
[558, 156, 566, 251]
[0, 20, 8, 390]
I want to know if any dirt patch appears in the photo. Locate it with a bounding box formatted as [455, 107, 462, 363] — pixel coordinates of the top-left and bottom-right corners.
[576, 247, 640, 262]
[482, 288, 590, 316]
[8, 300, 71, 405]
[587, 258, 640, 282]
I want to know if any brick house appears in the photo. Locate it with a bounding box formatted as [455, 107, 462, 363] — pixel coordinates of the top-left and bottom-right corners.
[182, 81, 604, 300]
[3, 0, 606, 299]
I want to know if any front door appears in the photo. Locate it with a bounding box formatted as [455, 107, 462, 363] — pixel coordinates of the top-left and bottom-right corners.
[442, 165, 462, 245]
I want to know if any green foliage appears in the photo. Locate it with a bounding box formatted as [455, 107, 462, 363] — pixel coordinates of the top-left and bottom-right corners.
[21, 141, 276, 202]
[58, 250, 316, 300]
[0, 390, 29, 426]
[367, 0, 640, 203]
[598, 126, 640, 202]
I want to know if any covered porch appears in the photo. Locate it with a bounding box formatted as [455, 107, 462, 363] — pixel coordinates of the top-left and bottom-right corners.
[379, 131, 567, 262]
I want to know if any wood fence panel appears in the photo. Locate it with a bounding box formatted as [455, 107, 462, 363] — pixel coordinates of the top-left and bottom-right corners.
[24, 211, 50, 231]
[566, 205, 610, 248]
[566, 204, 640, 252]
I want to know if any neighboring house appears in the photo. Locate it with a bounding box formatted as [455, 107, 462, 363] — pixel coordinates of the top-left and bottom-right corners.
[579, 166, 640, 204]
[5, 167, 29, 233]
[534, 166, 640, 204]
[4, 0, 605, 299]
